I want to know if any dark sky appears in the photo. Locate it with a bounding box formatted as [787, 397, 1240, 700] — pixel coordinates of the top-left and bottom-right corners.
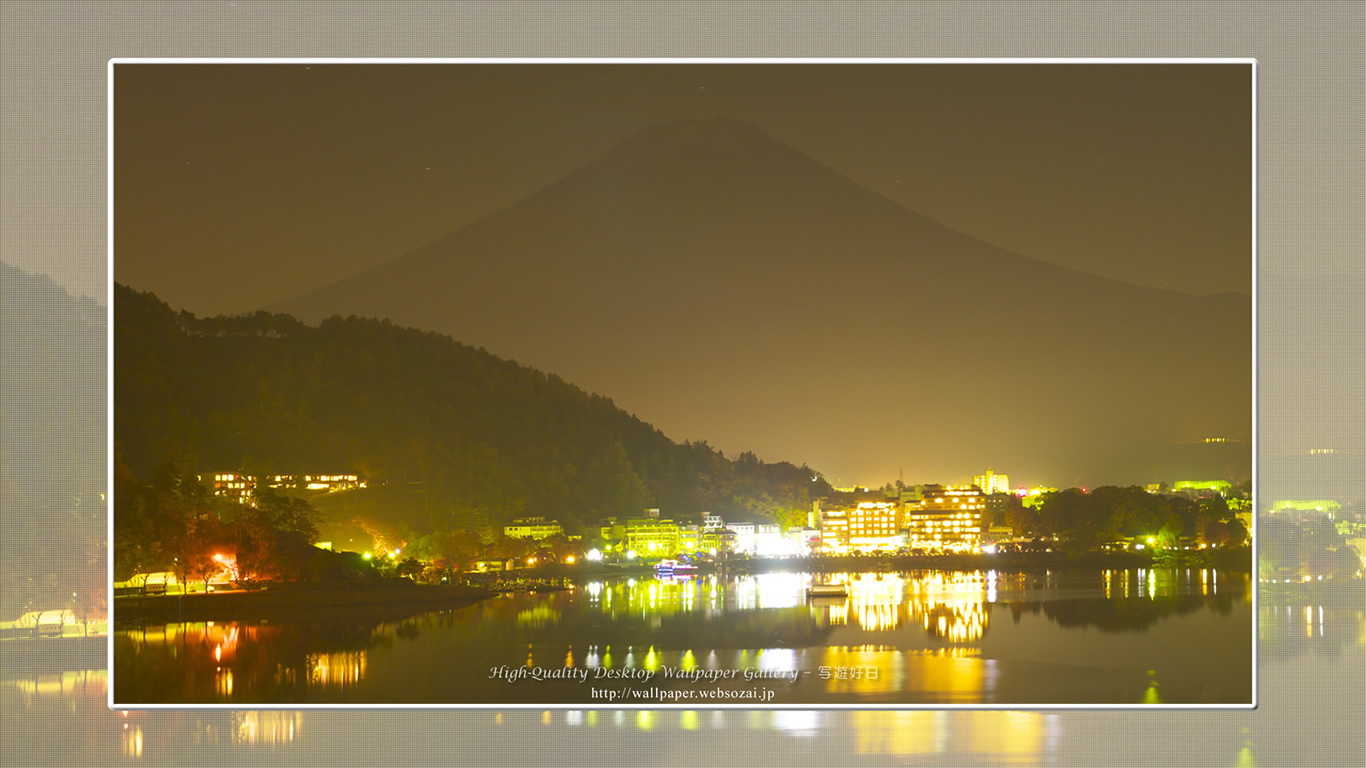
[113, 63, 1254, 487]
[115, 64, 1252, 317]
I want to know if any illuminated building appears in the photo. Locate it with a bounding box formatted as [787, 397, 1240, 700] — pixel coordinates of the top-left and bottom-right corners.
[759, 524, 802, 557]
[503, 516, 564, 539]
[602, 515, 683, 556]
[972, 469, 1010, 495]
[1270, 499, 1342, 515]
[903, 485, 984, 552]
[1173, 480, 1232, 497]
[296, 473, 364, 491]
[1015, 486, 1057, 509]
[982, 524, 1014, 545]
[198, 471, 365, 505]
[680, 525, 701, 552]
[202, 472, 256, 504]
[818, 507, 850, 553]
[818, 501, 900, 553]
[713, 528, 738, 553]
[679, 525, 730, 553]
[725, 522, 756, 554]
[849, 501, 902, 551]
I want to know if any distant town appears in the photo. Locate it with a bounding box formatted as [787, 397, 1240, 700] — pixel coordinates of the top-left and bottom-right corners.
[100, 462, 1347, 603]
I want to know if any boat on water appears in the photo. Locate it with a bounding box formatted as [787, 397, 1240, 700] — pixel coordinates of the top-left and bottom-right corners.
[654, 558, 697, 573]
[807, 583, 848, 598]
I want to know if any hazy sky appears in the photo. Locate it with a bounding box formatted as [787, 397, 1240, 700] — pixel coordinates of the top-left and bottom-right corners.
[114, 64, 1253, 316]
[106, 63, 1264, 487]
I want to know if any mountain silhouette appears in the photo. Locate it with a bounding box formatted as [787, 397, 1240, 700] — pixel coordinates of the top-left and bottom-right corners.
[271, 116, 1250, 486]
[1, 262, 107, 508]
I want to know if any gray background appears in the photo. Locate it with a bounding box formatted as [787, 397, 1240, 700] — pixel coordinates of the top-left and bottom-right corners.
[2, 1, 1363, 766]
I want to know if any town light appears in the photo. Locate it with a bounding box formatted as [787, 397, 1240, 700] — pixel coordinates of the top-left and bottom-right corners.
[586, 548, 603, 562]
[626, 550, 638, 560]
[565, 556, 576, 564]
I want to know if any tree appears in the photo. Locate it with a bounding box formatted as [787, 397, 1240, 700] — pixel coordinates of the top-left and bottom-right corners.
[1333, 546, 1362, 577]
[1204, 520, 1231, 547]
[1006, 500, 1040, 537]
[136, 463, 224, 586]
[414, 529, 484, 572]
[1089, 486, 1149, 541]
[1200, 494, 1230, 522]
[486, 533, 536, 561]
[536, 533, 581, 562]
[396, 557, 424, 580]
[1037, 489, 1100, 552]
[112, 452, 158, 580]
[232, 505, 281, 585]
[253, 486, 319, 541]
[1225, 518, 1248, 546]
[184, 548, 220, 593]
[1155, 518, 1183, 550]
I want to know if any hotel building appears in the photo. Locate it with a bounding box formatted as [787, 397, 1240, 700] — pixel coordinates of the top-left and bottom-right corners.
[818, 501, 902, 553]
[601, 515, 683, 556]
[973, 469, 1010, 495]
[903, 485, 985, 552]
[503, 517, 565, 540]
[199, 472, 366, 505]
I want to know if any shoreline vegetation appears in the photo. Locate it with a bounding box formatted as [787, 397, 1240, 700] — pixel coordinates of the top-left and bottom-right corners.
[113, 548, 1254, 625]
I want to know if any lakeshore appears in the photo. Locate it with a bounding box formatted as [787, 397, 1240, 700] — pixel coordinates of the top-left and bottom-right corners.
[113, 580, 491, 625]
[528, 546, 1254, 579]
[112, 548, 1252, 625]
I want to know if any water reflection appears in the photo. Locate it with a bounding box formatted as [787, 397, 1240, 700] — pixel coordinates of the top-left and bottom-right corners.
[0, 581, 1356, 764]
[308, 650, 367, 688]
[232, 711, 303, 746]
[5, 668, 107, 701]
[1259, 593, 1366, 663]
[112, 568, 1252, 705]
[9, 609, 1366, 768]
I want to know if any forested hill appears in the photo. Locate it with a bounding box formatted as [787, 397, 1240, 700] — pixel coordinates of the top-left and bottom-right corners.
[115, 284, 831, 537]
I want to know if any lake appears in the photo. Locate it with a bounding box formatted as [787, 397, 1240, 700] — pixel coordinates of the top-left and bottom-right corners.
[112, 567, 1252, 705]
